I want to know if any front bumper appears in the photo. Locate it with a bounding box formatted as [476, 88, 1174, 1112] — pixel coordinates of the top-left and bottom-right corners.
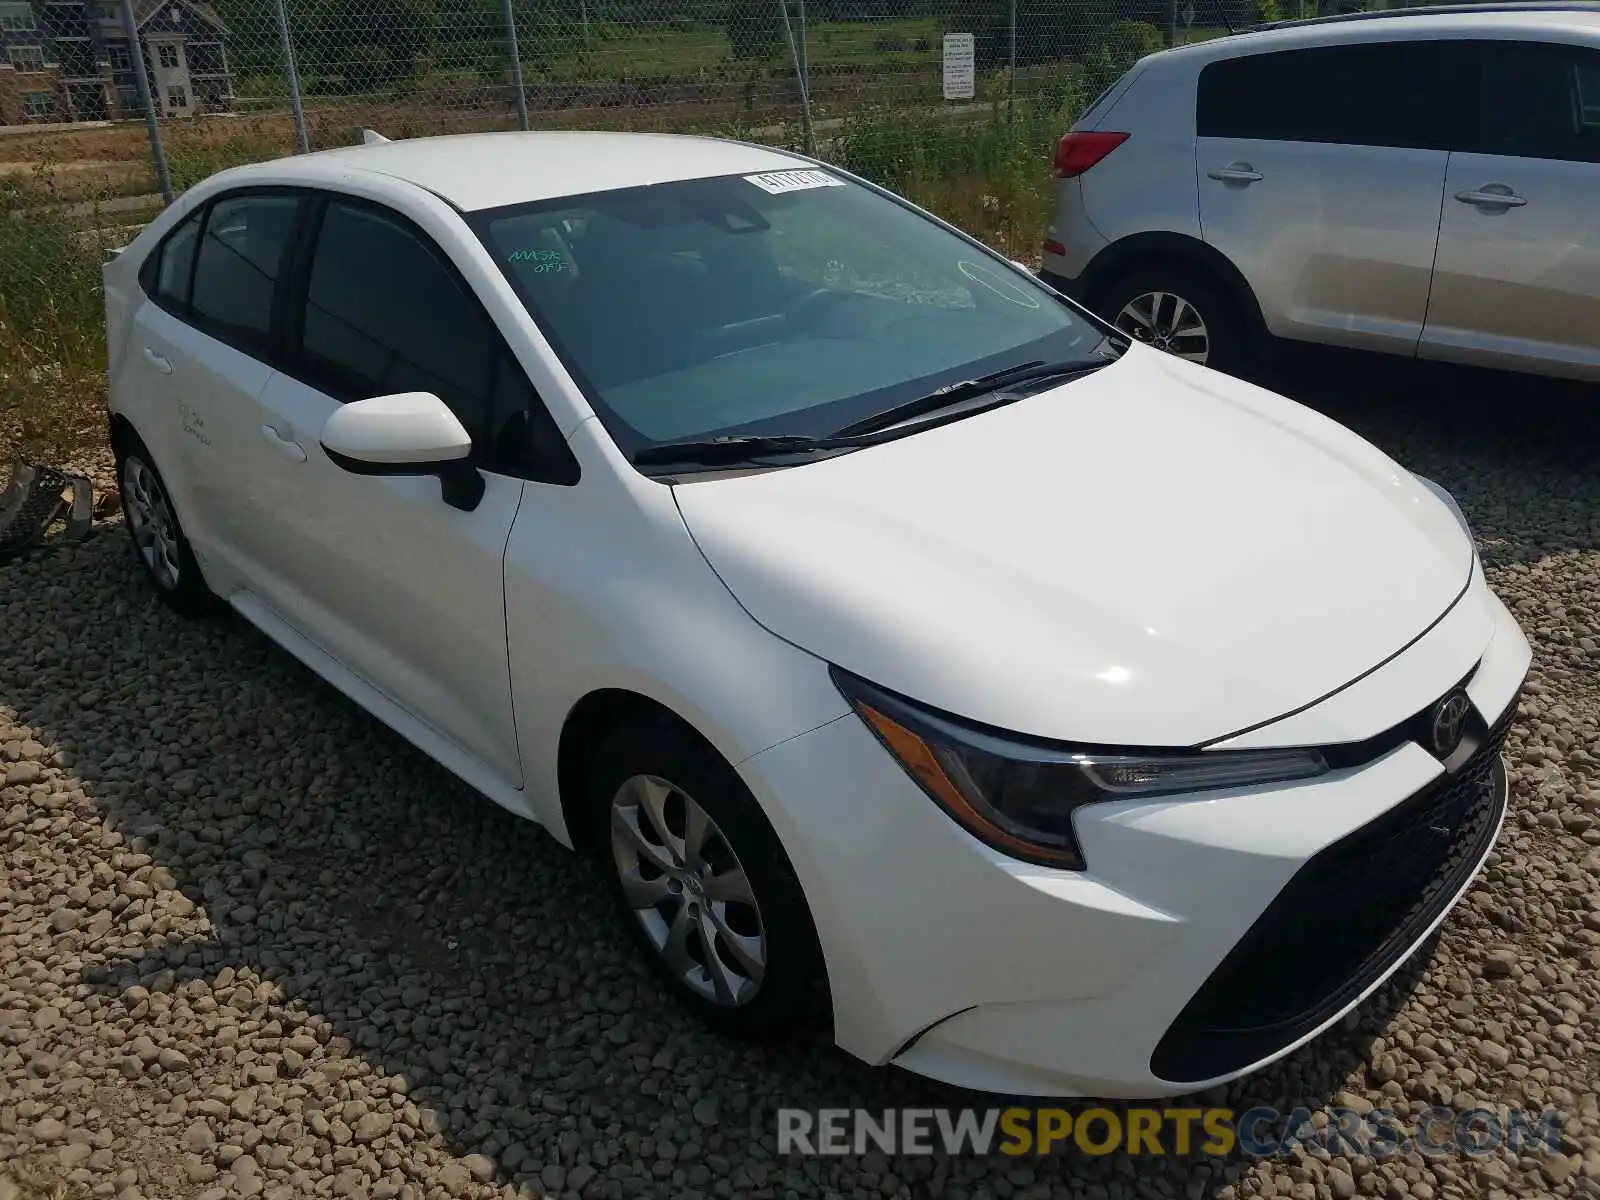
[738, 581, 1530, 1098]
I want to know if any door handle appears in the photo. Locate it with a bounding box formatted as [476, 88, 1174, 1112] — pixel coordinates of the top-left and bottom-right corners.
[259, 424, 308, 463]
[1454, 187, 1526, 209]
[141, 347, 173, 374]
[1207, 164, 1263, 183]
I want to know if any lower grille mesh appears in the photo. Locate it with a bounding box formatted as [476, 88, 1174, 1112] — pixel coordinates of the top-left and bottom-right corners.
[1151, 708, 1512, 1084]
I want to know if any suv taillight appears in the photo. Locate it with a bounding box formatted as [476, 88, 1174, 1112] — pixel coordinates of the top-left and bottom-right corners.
[1054, 131, 1129, 179]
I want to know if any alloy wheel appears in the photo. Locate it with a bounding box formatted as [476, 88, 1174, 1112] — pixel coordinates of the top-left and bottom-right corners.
[1114, 290, 1210, 364]
[609, 773, 767, 1007]
[122, 456, 182, 590]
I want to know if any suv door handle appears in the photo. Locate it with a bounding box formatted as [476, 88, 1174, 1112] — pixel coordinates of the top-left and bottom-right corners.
[260, 424, 308, 463]
[1454, 187, 1526, 209]
[1207, 164, 1263, 183]
[141, 347, 173, 374]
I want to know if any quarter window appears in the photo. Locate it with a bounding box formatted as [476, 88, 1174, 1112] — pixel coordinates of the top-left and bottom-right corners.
[141, 207, 202, 309]
[188, 193, 299, 351]
[1478, 41, 1600, 163]
[1197, 42, 1472, 151]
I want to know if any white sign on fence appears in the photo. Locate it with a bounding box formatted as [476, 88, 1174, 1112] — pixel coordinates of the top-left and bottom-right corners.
[942, 32, 976, 101]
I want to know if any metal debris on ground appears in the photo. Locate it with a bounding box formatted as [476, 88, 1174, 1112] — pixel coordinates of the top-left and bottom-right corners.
[0, 461, 94, 562]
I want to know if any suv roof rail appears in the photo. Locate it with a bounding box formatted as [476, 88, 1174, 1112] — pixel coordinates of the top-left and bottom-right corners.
[1244, 1, 1600, 33]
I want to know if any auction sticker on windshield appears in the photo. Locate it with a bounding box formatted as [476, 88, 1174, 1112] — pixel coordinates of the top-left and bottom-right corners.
[745, 169, 845, 194]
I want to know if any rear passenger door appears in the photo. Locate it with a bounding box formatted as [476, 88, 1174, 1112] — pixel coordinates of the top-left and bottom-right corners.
[1197, 41, 1470, 356]
[1421, 40, 1600, 380]
[129, 189, 304, 577]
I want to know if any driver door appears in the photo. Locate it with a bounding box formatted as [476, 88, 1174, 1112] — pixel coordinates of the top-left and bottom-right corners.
[232, 194, 547, 784]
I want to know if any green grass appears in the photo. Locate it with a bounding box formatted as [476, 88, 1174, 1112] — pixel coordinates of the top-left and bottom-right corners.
[543, 22, 731, 81]
[832, 88, 1076, 261]
[529, 17, 947, 83]
[807, 18, 945, 70]
[0, 181, 113, 464]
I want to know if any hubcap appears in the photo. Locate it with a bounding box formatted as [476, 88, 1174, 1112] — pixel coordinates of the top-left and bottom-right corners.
[609, 774, 766, 1007]
[122, 456, 181, 590]
[1114, 291, 1210, 365]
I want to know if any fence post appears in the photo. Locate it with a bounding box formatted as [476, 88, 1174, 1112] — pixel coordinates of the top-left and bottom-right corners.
[275, 0, 311, 153]
[118, 0, 173, 205]
[1008, 0, 1017, 123]
[501, 0, 530, 130]
[797, 0, 808, 101]
[778, 0, 815, 155]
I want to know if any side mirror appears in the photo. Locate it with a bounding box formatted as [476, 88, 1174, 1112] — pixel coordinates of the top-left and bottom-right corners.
[321, 392, 485, 512]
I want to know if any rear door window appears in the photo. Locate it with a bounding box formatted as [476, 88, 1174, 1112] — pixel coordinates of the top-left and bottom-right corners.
[1197, 41, 1474, 151]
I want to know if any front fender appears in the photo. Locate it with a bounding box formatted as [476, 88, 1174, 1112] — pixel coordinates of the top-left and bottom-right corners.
[503, 421, 850, 843]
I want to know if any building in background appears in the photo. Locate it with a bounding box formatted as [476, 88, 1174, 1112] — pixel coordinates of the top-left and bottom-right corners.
[0, 0, 230, 126]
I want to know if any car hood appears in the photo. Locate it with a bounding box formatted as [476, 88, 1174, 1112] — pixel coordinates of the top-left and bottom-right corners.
[671, 347, 1474, 747]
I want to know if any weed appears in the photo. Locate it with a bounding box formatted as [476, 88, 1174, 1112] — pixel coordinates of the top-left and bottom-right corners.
[0, 179, 111, 466]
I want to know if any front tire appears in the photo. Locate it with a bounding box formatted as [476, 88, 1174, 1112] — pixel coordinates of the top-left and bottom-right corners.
[113, 432, 214, 616]
[1097, 264, 1251, 377]
[588, 717, 827, 1039]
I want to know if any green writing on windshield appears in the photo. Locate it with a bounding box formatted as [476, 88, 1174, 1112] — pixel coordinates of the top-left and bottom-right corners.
[507, 248, 571, 273]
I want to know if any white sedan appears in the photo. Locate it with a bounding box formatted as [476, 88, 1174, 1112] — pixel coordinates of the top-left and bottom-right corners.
[102, 130, 1529, 1098]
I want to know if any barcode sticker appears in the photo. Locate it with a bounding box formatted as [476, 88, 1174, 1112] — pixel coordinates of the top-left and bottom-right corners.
[745, 169, 845, 195]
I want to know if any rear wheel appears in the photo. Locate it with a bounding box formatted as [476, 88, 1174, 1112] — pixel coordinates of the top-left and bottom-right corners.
[113, 431, 215, 616]
[1097, 264, 1252, 377]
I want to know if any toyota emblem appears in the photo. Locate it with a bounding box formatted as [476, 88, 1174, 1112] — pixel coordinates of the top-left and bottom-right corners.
[1428, 691, 1472, 759]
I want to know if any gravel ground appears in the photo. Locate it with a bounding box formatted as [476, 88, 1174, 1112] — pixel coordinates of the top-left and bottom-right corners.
[2, 348, 1599, 1200]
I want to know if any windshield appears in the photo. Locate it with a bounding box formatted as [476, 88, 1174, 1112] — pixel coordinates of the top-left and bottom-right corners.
[471, 167, 1104, 458]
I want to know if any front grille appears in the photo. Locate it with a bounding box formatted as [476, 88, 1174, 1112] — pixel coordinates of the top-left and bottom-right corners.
[1150, 701, 1514, 1084]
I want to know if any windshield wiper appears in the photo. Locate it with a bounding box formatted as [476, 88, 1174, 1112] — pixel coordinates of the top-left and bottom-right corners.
[833, 358, 1108, 438]
[631, 433, 866, 468]
[632, 357, 1113, 468]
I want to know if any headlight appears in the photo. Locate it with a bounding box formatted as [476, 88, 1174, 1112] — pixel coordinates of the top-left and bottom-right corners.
[832, 668, 1328, 871]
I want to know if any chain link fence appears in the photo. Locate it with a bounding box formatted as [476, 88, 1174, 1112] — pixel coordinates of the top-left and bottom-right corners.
[0, 0, 1396, 461]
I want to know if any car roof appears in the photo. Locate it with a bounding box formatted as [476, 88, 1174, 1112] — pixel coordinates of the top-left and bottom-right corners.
[1158, 2, 1600, 63]
[261, 130, 813, 213]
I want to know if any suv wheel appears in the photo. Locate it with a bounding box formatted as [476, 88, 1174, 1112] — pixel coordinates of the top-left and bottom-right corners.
[1098, 265, 1248, 376]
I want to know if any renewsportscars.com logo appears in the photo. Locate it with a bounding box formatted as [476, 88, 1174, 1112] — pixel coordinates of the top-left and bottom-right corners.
[777, 1106, 1565, 1159]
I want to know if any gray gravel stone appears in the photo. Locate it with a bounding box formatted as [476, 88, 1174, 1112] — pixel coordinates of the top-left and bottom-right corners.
[3, 367, 1599, 1200]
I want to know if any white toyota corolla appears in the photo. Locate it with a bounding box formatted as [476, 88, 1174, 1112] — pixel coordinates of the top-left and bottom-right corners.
[103, 130, 1529, 1098]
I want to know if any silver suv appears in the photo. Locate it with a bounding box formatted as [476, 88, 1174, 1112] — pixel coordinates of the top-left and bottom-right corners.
[1039, 3, 1600, 381]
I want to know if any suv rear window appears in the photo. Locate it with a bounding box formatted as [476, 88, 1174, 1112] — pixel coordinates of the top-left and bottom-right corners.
[1197, 41, 1473, 151]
